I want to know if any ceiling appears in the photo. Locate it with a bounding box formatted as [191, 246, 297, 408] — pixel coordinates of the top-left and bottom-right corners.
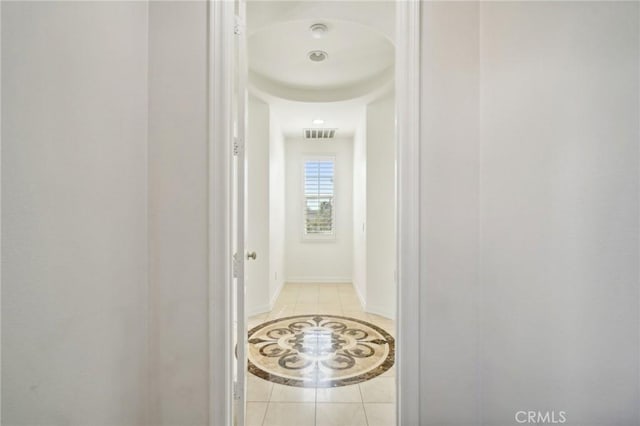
[249, 19, 394, 91]
[247, 1, 395, 42]
[271, 100, 366, 138]
[247, 1, 395, 137]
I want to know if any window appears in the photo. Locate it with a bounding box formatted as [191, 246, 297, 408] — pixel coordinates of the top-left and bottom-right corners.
[303, 158, 335, 238]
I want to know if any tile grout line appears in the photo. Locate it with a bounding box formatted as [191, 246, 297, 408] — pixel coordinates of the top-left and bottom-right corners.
[254, 283, 393, 426]
[359, 383, 370, 426]
[259, 400, 268, 426]
[258, 380, 274, 426]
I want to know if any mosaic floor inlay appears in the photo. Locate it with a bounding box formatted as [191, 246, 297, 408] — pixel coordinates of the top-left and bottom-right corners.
[248, 314, 395, 388]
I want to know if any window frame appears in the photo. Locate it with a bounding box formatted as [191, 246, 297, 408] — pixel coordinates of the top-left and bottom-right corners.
[301, 155, 337, 241]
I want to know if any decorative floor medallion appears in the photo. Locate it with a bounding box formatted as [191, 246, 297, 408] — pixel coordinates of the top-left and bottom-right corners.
[248, 314, 395, 388]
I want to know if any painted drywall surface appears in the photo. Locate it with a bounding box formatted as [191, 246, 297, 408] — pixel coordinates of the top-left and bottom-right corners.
[148, 2, 210, 425]
[285, 137, 353, 282]
[246, 96, 271, 315]
[419, 3, 480, 423]
[419, 1, 639, 424]
[352, 112, 367, 304]
[478, 2, 639, 424]
[269, 115, 286, 305]
[0, 3, 3, 423]
[365, 94, 396, 319]
[1, 2, 149, 424]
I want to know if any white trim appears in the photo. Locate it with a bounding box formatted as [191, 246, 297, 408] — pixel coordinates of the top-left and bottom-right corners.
[247, 304, 271, 317]
[396, 1, 421, 425]
[0, 1, 3, 420]
[367, 304, 395, 321]
[269, 279, 285, 310]
[234, 1, 249, 424]
[301, 155, 337, 240]
[209, 2, 422, 424]
[285, 277, 352, 284]
[353, 279, 367, 311]
[208, 1, 234, 425]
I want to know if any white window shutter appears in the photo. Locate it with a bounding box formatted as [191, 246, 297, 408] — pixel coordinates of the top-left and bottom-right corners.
[304, 159, 335, 236]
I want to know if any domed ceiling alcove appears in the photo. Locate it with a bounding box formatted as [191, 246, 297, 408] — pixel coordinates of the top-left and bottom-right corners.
[249, 19, 393, 93]
[247, 1, 395, 104]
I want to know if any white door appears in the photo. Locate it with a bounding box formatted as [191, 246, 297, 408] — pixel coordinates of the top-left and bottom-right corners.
[232, 0, 248, 424]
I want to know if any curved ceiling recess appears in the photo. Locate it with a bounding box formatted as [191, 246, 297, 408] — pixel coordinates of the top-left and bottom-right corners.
[248, 18, 394, 103]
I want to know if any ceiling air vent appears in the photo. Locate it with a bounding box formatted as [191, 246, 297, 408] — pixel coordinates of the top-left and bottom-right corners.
[304, 128, 336, 140]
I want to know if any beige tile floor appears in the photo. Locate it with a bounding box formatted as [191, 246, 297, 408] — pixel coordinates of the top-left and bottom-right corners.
[246, 282, 396, 426]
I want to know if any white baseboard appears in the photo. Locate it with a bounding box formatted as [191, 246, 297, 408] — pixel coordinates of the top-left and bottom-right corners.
[285, 276, 352, 284]
[246, 280, 284, 317]
[365, 304, 395, 321]
[352, 281, 366, 311]
[269, 279, 285, 310]
[246, 303, 271, 317]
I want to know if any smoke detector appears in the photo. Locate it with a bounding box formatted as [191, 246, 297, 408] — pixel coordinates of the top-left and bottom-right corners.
[310, 23, 328, 39]
[308, 50, 328, 62]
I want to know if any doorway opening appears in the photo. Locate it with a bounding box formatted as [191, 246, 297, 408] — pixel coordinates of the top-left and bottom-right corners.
[240, 2, 397, 425]
[210, 0, 421, 425]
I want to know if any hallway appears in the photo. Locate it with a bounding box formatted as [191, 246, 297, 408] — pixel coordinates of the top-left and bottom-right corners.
[245, 283, 395, 426]
[3, 1, 640, 424]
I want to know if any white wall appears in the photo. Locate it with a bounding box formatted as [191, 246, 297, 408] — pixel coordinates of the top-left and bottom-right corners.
[2, 2, 149, 424]
[419, 4, 480, 422]
[365, 94, 396, 319]
[246, 96, 271, 314]
[4, 3, 638, 425]
[269, 115, 286, 305]
[285, 137, 353, 282]
[352, 112, 367, 303]
[418, 2, 640, 424]
[351, 97, 396, 319]
[478, 3, 639, 424]
[147, 2, 210, 425]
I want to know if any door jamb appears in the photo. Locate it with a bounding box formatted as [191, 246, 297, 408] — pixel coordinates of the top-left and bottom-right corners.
[207, 1, 422, 424]
[208, 1, 234, 425]
[396, 1, 422, 424]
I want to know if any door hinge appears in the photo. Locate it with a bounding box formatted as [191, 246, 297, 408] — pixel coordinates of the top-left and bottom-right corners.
[233, 138, 243, 156]
[232, 253, 239, 278]
[234, 15, 245, 36]
[233, 381, 241, 400]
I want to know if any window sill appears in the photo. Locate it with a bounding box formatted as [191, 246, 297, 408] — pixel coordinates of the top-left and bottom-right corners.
[301, 235, 337, 243]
